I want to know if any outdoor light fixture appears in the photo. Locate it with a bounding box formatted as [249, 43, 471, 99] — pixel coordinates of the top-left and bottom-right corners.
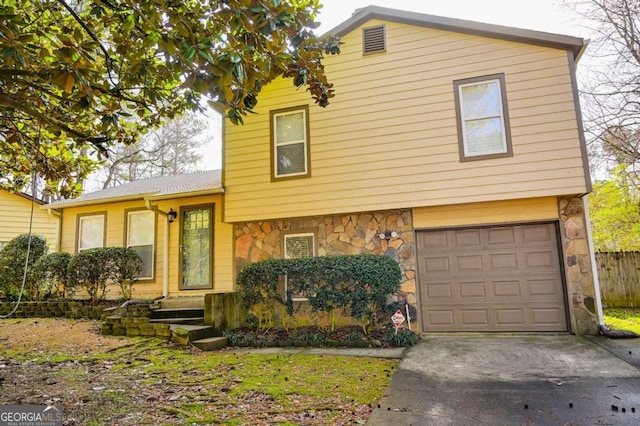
[167, 208, 177, 223]
[379, 231, 398, 240]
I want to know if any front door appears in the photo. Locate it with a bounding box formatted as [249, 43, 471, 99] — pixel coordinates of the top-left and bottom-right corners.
[179, 205, 213, 289]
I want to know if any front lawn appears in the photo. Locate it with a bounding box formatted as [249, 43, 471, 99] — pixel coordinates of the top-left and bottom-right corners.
[603, 308, 640, 334]
[0, 318, 398, 425]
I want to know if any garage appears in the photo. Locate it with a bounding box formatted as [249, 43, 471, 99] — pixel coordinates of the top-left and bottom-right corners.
[417, 222, 568, 332]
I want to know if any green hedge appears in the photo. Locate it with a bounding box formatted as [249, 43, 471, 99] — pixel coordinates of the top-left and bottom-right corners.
[236, 254, 402, 332]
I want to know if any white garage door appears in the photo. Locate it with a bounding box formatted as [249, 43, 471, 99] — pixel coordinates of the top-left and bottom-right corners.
[417, 223, 568, 332]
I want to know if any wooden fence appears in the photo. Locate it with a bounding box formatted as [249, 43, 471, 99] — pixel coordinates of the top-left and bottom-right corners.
[595, 252, 640, 308]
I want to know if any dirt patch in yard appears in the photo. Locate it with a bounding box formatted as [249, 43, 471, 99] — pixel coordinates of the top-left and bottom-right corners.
[0, 318, 397, 425]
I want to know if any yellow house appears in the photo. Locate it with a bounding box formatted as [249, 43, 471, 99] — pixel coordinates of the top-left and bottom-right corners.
[224, 7, 600, 334]
[0, 189, 60, 251]
[44, 171, 233, 300]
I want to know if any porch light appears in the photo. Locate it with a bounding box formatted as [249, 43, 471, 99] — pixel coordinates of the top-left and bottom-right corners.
[167, 208, 177, 223]
[379, 231, 398, 240]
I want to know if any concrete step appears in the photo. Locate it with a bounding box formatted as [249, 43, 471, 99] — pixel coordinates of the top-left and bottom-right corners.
[151, 307, 204, 319]
[192, 336, 228, 351]
[150, 317, 204, 326]
[159, 297, 204, 309]
[168, 324, 214, 341]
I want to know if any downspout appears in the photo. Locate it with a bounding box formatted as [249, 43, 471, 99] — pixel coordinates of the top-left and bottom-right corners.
[47, 208, 62, 252]
[145, 199, 170, 299]
[582, 196, 604, 326]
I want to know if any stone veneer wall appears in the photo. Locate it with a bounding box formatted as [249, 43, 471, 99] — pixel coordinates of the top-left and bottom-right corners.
[558, 196, 599, 335]
[234, 209, 417, 308]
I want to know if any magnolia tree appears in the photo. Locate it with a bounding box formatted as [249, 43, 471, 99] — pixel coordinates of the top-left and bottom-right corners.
[0, 0, 340, 197]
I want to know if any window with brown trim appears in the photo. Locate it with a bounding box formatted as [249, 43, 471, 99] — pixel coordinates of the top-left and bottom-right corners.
[453, 73, 513, 161]
[270, 105, 310, 180]
[126, 210, 156, 280]
[77, 213, 106, 252]
[283, 232, 316, 301]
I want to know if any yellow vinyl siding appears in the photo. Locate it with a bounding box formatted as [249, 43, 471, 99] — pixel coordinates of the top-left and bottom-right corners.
[0, 190, 59, 251]
[412, 197, 560, 229]
[58, 195, 234, 299]
[224, 20, 588, 222]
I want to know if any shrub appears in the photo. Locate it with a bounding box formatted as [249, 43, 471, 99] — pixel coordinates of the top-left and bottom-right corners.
[0, 233, 48, 299]
[236, 254, 402, 333]
[68, 247, 143, 302]
[34, 252, 73, 299]
[105, 247, 143, 300]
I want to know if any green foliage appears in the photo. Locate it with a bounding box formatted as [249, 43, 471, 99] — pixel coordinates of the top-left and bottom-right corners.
[34, 252, 73, 299]
[0, 233, 48, 299]
[604, 308, 640, 334]
[382, 328, 420, 347]
[104, 247, 143, 300]
[236, 255, 402, 333]
[0, 0, 340, 197]
[588, 167, 640, 251]
[67, 247, 143, 302]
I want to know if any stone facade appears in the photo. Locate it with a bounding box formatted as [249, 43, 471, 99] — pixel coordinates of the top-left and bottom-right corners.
[234, 209, 417, 308]
[558, 196, 600, 335]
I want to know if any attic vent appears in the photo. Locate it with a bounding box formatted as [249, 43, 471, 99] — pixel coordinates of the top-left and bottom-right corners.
[363, 25, 386, 55]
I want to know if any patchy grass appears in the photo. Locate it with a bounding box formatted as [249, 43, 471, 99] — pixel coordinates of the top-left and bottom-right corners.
[604, 308, 640, 334]
[0, 318, 397, 425]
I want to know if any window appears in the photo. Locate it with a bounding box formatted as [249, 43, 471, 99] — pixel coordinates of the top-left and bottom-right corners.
[284, 232, 315, 300]
[77, 213, 105, 252]
[126, 210, 155, 280]
[271, 105, 310, 180]
[454, 73, 512, 161]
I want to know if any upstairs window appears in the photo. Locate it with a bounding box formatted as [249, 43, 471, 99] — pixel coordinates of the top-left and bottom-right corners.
[454, 73, 512, 161]
[77, 213, 105, 252]
[126, 210, 155, 280]
[271, 106, 310, 180]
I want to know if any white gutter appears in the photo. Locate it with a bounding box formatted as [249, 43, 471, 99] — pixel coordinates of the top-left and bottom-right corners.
[46, 208, 62, 252]
[145, 199, 171, 299]
[582, 196, 605, 326]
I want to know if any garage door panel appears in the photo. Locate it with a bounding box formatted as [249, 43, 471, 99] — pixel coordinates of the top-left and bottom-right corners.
[461, 309, 489, 326]
[418, 223, 568, 332]
[495, 308, 525, 326]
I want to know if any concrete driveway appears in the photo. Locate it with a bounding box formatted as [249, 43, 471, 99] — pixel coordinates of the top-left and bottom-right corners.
[367, 335, 640, 425]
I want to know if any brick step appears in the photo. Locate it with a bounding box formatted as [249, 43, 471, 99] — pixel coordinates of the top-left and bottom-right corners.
[150, 317, 204, 326]
[191, 336, 228, 351]
[151, 308, 204, 319]
[168, 324, 214, 343]
[159, 297, 204, 309]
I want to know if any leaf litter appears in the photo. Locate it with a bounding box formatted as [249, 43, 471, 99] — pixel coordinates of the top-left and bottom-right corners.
[0, 318, 397, 425]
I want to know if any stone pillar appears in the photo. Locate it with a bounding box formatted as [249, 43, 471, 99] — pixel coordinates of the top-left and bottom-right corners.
[558, 197, 599, 335]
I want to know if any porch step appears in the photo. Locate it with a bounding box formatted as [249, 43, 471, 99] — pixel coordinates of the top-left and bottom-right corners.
[151, 307, 204, 320]
[191, 336, 228, 351]
[168, 324, 214, 342]
[150, 317, 204, 326]
[159, 297, 204, 309]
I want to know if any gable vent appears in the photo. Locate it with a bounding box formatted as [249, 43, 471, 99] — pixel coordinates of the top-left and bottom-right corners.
[363, 25, 386, 55]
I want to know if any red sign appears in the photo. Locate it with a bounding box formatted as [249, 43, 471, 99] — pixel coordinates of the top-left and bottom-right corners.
[391, 309, 405, 327]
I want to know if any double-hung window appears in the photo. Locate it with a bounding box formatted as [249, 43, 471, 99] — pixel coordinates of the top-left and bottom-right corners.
[271, 105, 310, 179]
[77, 213, 105, 252]
[126, 210, 155, 280]
[454, 73, 512, 161]
[284, 232, 315, 300]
